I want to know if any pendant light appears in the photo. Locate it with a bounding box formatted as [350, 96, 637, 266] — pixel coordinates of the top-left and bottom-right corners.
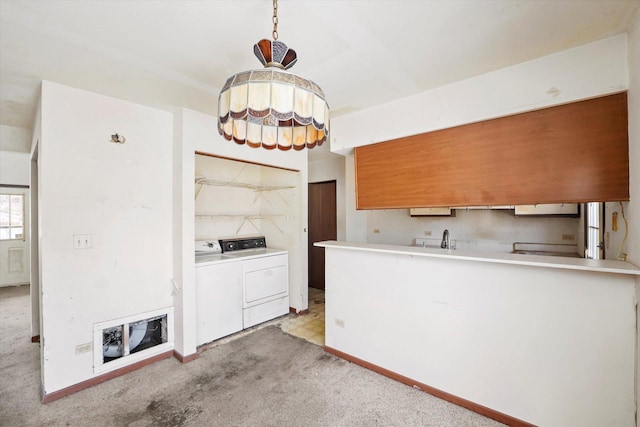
[217, 0, 330, 150]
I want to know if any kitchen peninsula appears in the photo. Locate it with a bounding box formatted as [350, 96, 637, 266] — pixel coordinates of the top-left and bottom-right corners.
[316, 241, 640, 427]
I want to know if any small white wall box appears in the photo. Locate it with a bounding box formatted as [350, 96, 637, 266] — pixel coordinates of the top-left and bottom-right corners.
[93, 308, 174, 374]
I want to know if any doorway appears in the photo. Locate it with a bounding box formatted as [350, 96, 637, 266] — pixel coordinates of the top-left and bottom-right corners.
[0, 186, 29, 287]
[30, 146, 41, 347]
[308, 181, 337, 290]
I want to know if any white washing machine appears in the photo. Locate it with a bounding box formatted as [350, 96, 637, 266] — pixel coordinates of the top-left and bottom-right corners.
[195, 236, 289, 345]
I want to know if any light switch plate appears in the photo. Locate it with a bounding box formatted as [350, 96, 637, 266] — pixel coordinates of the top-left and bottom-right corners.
[73, 234, 92, 249]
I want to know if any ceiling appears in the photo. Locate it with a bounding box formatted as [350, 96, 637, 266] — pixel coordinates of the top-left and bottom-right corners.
[1, 0, 639, 158]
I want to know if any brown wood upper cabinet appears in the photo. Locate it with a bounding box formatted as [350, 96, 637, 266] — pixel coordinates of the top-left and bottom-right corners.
[354, 93, 629, 210]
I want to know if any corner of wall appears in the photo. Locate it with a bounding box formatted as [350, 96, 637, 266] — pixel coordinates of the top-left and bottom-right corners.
[626, 8, 640, 267]
[37, 82, 175, 393]
[172, 108, 197, 359]
[624, 8, 640, 425]
[344, 154, 367, 243]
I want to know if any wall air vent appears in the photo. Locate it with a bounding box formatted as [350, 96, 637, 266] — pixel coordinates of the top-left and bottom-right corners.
[93, 307, 174, 374]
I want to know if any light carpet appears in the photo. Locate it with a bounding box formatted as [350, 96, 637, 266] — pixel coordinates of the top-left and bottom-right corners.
[0, 285, 504, 426]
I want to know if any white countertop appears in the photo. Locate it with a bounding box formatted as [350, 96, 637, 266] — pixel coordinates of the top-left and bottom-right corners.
[315, 241, 640, 276]
[195, 248, 288, 266]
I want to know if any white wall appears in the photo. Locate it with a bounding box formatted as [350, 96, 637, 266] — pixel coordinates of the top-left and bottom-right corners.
[30, 108, 42, 372]
[624, 9, 640, 425]
[366, 208, 580, 253]
[0, 124, 31, 153]
[604, 202, 629, 260]
[38, 81, 173, 394]
[194, 155, 263, 239]
[330, 34, 628, 153]
[308, 156, 346, 241]
[173, 108, 309, 358]
[171, 109, 194, 359]
[194, 154, 300, 251]
[324, 245, 637, 426]
[0, 151, 30, 185]
[344, 155, 367, 242]
[626, 11, 640, 266]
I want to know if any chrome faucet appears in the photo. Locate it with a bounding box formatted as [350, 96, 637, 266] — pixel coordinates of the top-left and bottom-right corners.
[441, 229, 450, 249]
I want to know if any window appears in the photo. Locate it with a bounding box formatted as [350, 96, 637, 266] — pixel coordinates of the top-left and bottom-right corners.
[0, 194, 25, 240]
[584, 202, 603, 260]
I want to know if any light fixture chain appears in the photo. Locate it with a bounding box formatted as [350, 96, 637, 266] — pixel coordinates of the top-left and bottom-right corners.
[272, 0, 278, 40]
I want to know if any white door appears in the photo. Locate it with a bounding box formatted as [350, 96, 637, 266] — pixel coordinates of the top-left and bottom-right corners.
[0, 187, 30, 286]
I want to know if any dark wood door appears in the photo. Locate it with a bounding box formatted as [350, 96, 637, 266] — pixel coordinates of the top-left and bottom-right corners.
[308, 181, 337, 290]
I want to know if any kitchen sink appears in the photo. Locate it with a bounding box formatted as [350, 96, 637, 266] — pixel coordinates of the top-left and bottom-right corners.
[414, 237, 456, 250]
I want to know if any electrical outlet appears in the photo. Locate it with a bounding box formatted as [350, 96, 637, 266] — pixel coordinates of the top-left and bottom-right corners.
[335, 318, 345, 328]
[73, 234, 92, 249]
[424, 231, 432, 236]
[561, 234, 575, 241]
[75, 342, 93, 354]
[373, 229, 380, 234]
